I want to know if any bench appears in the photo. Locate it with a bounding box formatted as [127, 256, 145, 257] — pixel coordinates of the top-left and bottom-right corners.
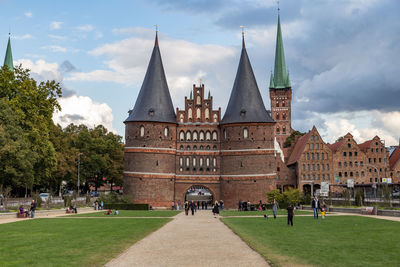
[16, 213, 27, 218]
[361, 207, 374, 215]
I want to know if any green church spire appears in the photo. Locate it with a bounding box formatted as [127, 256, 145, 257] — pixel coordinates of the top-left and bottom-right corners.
[3, 36, 14, 71]
[269, 71, 275, 88]
[271, 13, 290, 89]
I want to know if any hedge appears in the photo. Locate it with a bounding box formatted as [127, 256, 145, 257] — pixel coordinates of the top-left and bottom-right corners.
[103, 203, 149, 210]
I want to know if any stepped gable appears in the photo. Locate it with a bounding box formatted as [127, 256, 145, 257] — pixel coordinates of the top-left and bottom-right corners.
[221, 35, 274, 124]
[125, 32, 176, 123]
[328, 139, 345, 153]
[287, 131, 311, 165]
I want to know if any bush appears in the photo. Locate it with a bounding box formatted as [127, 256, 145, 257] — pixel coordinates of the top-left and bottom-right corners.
[266, 189, 283, 204]
[301, 194, 312, 205]
[283, 188, 301, 206]
[355, 189, 365, 206]
[103, 203, 149, 210]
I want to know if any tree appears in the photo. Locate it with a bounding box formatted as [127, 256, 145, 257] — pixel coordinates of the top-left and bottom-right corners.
[282, 188, 301, 206]
[266, 189, 283, 204]
[284, 130, 305, 148]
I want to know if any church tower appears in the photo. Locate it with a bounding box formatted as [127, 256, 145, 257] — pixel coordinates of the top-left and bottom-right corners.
[269, 13, 292, 148]
[124, 32, 177, 207]
[220, 34, 277, 207]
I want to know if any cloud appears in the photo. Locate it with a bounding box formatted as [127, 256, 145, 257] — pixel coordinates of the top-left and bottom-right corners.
[53, 95, 116, 133]
[76, 24, 94, 32]
[41, 45, 67, 53]
[15, 59, 63, 82]
[24, 11, 32, 18]
[13, 34, 33, 40]
[50, 21, 63, 30]
[48, 34, 67, 41]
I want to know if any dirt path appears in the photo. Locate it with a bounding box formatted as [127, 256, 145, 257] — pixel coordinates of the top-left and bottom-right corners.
[105, 210, 270, 267]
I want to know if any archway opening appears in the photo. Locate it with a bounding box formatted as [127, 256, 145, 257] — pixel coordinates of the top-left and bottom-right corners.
[185, 185, 213, 209]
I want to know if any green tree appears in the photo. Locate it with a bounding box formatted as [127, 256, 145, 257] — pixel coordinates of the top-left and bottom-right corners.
[266, 189, 283, 204]
[282, 188, 301, 206]
[284, 130, 305, 148]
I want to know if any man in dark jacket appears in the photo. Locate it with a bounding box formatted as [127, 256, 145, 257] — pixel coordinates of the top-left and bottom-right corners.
[190, 201, 195, 216]
[30, 200, 37, 218]
[287, 204, 294, 226]
[311, 196, 320, 219]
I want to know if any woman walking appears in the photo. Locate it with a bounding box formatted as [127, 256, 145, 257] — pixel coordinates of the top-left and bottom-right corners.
[272, 199, 279, 219]
[212, 201, 219, 218]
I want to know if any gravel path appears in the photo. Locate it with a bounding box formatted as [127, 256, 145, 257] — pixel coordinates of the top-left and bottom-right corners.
[105, 210, 270, 267]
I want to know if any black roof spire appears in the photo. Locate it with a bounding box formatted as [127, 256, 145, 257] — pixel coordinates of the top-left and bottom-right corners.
[125, 31, 176, 123]
[221, 35, 274, 124]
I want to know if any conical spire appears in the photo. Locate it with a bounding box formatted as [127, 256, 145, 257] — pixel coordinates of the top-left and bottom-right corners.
[271, 14, 290, 89]
[269, 71, 275, 88]
[208, 90, 210, 99]
[125, 32, 176, 123]
[221, 36, 274, 124]
[190, 90, 193, 100]
[3, 36, 14, 71]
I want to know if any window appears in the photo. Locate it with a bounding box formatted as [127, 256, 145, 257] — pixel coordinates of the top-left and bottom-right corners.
[355, 151, 358, 156]
[339, 172, 342, 177]
[140, 126, 145, 137]
[223, 129, 227, 139]
[316, 143, 319, 149]
[206, 158, 210, 167]
[312, 153, 315, 160]
[311, 143, 314, 149]
[212, 131, 218, 141]
[282, 113, 286, 120]
[344, 162, 347, 167]
[312, 174, 315, 180]
[321, 153, 325, 160]
[206, 145, 210, 150]
[205, 108, 209, 120]
[307, 164, 310, 171]
[276, 127, 280, 133]
[193, 131, 198, 141]
[199, 131, 205, 141]
[213, 114, 218, 122]
[213, 145, 217, 150]
[316, 153, 319, 160]
[343, 152, 346, 156]
[179, 157, 183, 167]
[374, 158, 376, 163]
[179, 145, 184, 150]
[276, 113, 280, 120]
[243, 128, 249, 139]
[282, 101, 285, 107]
[321, 164, 325, 171]
[349, 152, 352, 157]
[339, 162, 342, 167]
[179, 131, 185, 141]
[196, 95, 201, 105]
[350, 172, 353, 177]
[318, 174, 320, 180]
[188, 108, 192, 119]
[193, 145, 197, 150]
[355, 161, 358, 167]
[276, 101, 279, 107]
[186, 157, 190, 167]
[213, 157, 217, 167]
[196, 108, 201, 119]
[327, 164, 330, 170]
[199, 158, 203, 167]
[349, 162, 353, 167]
[307, 153, 310, 160]
[302, 164, 305, 171]
[322, 174, 325, 180]
[317, 164, 320, 171]
[206, 131, 211, 141]
[186, 145, 190, 150]
[360, 161, 363, 166]
[179, 114, 184, 122]
[379, 158, 382, 163]
[193, 158, 196, 167]
[186, 131, 191, 141]
[348, 143, 351, 148]
[312, 164, 315, 171]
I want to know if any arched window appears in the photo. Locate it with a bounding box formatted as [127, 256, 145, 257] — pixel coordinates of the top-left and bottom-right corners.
[206, 131, 211, 140]
[193, 157, 196, 167]
[179, 131, 185, 141]
[179, 157, 183, 167]
[186, 131, 191, 141]
[199, 158, 203, 167]
[282, 113, 286, 120]
[213, 145, 217, 150]
[243, 128, 249, 139]
[276, 101, 279, 107]
[282, 101, 285, 107]
[179, 145, 184, 150]
[200, 145, 204, 150]
[193, 131, 198, 141]
[188, 108, 192, 120]
[213, 114, 218, 122]
[186, 157, 190, 167]
[186, 145, 190, 150]
[206, 157, 210, 167]
[282, 126, 286, 134]
[193, 145, 197, 150]
[140, 126, 145, 137]
[196, 95, 201, 105]
[179, 114, 184, 122]
[199, 131, 205, 141]
[223, 129, 227, 139]
[164, 127, 169, 137]
[276, 113, 280, 120]
[205, 109, 209, 120]
[213, 157, 217, 167]
[276, 127, 280, 133]
[212, 131, 218, 141]
[196, 108, 201, 119]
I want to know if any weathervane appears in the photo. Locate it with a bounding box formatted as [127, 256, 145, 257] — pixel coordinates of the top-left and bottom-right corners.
[277, 1, 280, 13]
[154, 24, 158, 32]
[240, 25, 245, 37]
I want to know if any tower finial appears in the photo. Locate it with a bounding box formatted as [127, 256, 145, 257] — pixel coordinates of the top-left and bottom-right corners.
[277, 0, 280, 13]
[240, 25, 245, 49]
[154, 24, 159, 46]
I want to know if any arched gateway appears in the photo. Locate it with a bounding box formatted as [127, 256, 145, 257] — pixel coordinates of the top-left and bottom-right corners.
[185, 185, 214, 205]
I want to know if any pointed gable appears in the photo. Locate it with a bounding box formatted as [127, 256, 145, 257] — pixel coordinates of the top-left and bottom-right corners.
[221, 36, 274, 124]
[125, 32, 176, 123]
[3, 36, 13, 71]
[287, 131, 312, 165]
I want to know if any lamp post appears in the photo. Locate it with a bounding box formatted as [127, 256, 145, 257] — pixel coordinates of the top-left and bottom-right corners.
[77, 153, 83, 198]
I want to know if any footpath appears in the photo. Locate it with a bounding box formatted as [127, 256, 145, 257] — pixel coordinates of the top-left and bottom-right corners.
[105, 210, 270, 267]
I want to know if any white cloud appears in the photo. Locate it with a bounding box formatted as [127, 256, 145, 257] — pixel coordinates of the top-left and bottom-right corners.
[24, 12, 32, 18]
[48, 34, 67, 41]
[41, 45, 67, 53]
[13, 34, 33, 40]
[50, 21, 63, 30]
[15, 59, 63, 82]
[76, 24, 94, 32]
[53, 95, 116, 133]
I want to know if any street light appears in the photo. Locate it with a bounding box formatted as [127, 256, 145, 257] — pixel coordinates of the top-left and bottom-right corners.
[78, 153, 83, 198]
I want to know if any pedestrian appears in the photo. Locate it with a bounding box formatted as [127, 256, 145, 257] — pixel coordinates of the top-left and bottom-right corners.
[95, 201, 98, 210]
[205, 201, 208, 210]
[272, 199, 279, 219]
[212, 201, 219, 218]
[258, 200, 262, 211]
[311, 196, 320, 219]
[201, 201, 205, 210]
[92, 201, 96, 210]
[238, 200, 242, 211]
[247, 200, 251, 211]
[184, 201, 189, 216]
[171, 201, 175, 210]
[100, 201, 104, 210]
[287, 203, 294, 226]
[30, 200, 37, 218]
[190, 201, 195, 216]
[178, 200, 182, 210]
[194, 201, 198, 212]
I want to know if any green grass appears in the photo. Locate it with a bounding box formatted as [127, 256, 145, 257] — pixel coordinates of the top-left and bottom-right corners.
[71, 210, 181, 217]
[0, 218, 170, 266]
[220, 209, 311, 216]
[222, 216, 400, 267]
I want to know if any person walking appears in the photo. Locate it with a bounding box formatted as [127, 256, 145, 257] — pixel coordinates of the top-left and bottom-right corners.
[30, 200, 37, 219]
[238, 200, 242, 211]
[258, 200, 262, 211]
[287, 203, 294, 226]
[171, 201, 175, 210]
[184, 201, 189, 216]
[212, 201, 219, 218]
[190, 201, 195, 216]
[272, 199, 279, 219]
[100, 201, 104, 210]
[311, 196, 320, 219]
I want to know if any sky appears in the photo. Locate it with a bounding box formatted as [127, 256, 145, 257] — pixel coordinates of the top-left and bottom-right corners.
[1, 0, 400, 146]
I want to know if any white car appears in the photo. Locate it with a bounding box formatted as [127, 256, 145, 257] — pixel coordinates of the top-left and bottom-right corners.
[39, 193, 50, 202]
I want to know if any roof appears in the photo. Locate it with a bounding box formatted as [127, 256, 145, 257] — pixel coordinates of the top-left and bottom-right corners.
[287, 131, 312, 165]
[125, 32, 176, 124]
[359, 140, 372, 152]
[389, 146, 400, 170]
[328, 139, 345, 153]
[3, 36, 13, 71]
[221, 36, 274, 124]
[270, 14, 290, 89]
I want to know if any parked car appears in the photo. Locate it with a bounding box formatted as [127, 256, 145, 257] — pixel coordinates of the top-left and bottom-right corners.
[90, 191, 99, 197]
[392, 190, 400, 198]
[39, 193, 50, 202]
[62, 190, 74, 199]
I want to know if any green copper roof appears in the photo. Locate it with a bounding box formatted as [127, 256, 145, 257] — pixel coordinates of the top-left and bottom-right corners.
[269, 72, 275, 88]
[271, 14, 290, 89]
[3, 37, 14, 71]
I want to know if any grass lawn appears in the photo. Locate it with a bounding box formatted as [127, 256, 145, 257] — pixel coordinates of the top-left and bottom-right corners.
[222, 216, 400, 267]
[71, 210, 181, 217]
[220, 209, 311, 216]
[0, 218, 170, 266]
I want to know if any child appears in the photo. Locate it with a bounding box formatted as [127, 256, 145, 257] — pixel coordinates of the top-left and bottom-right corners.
[321, 209, 326, 219]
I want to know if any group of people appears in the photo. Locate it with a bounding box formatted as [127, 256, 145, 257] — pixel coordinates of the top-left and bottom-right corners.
[93, 200, 104, 210]
[238, 200, 266, 211]
[105, 209, 119, 215]
[178, 200, 212, 212]
[311, 196, 327, 219]
[182, 200, 221, 217]
[18, 200, 37, 218]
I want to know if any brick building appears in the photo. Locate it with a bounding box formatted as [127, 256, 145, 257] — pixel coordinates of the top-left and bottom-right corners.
[389, 146, 400, 184]
[359, 136, 390, 183]
[124, 15, 295, 208]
